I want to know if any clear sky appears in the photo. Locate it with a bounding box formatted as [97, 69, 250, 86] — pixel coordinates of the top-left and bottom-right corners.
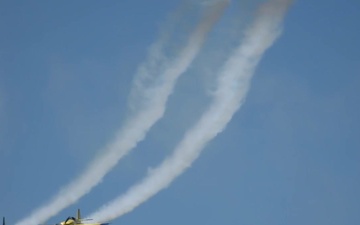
[0, 1, 359, 225]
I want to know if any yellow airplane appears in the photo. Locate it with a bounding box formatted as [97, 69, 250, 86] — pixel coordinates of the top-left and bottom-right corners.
[56, 209, 109, 225]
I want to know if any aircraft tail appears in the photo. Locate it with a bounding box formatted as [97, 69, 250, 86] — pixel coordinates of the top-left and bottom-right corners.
[76, 209, 81, 222]
[3, 217, 5, 225]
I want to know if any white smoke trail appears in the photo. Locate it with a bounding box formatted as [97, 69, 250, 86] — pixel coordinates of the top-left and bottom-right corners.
[15, 2, 229, 225]
[88, 0, 292, 222]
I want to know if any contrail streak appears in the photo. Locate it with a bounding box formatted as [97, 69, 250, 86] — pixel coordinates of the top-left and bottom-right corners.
[88, 0, 292, 222]
[15, 2, 228, 225]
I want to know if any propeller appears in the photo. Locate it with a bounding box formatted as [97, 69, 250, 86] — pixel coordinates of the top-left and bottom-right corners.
[64, 217, 76, 225]
[3, 217, 5, 225]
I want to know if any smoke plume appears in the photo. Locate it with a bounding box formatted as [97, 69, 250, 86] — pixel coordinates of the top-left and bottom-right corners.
[15, 2, 229, 225]
[88, 0, 292, 222]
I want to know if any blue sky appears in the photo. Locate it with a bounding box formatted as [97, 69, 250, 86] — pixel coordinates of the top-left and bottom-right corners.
[1, 1, 359, 225]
